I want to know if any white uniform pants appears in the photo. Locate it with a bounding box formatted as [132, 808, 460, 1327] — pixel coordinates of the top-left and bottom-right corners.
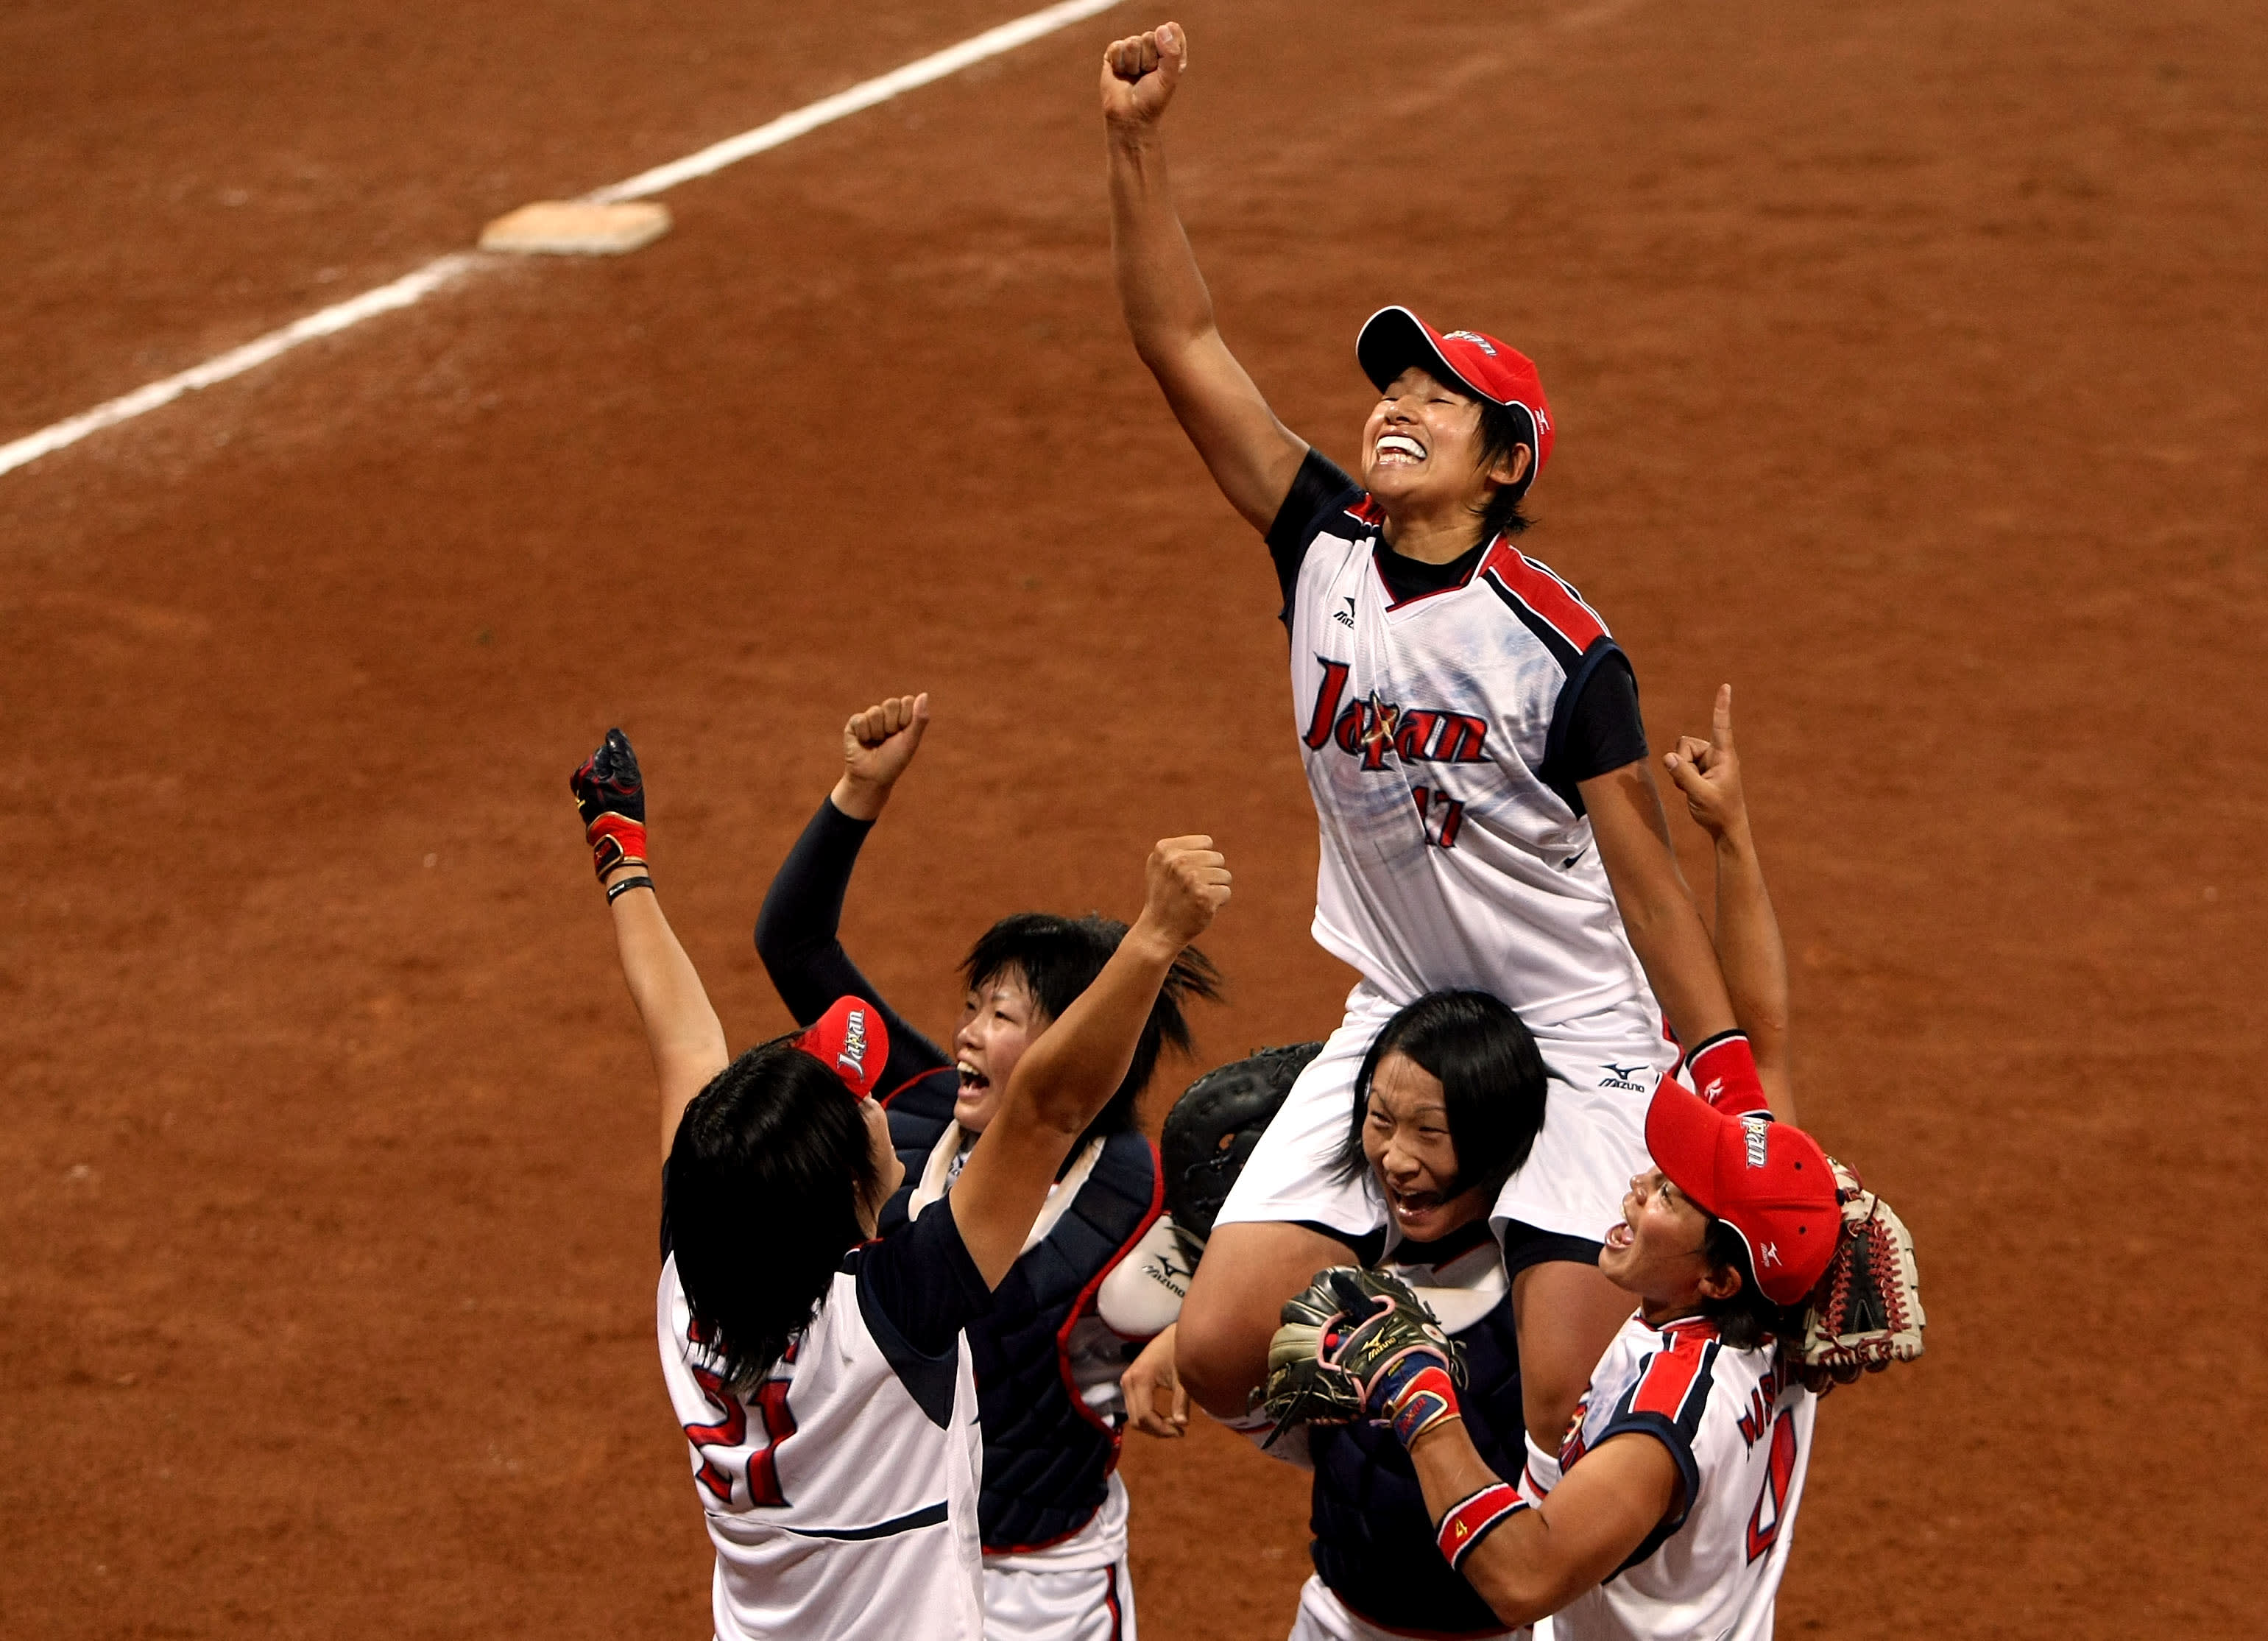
[1285, 1575, 1536, 1641]
[980, 1475, 1136, 1641]
[1215, 982, 1675, 1246]
[982, 1556, 1134, 1641]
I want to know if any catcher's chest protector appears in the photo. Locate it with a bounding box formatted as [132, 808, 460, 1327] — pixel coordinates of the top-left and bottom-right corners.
[883, 1078, 1162, 1554]
[1309, 1274, 1525, 1636]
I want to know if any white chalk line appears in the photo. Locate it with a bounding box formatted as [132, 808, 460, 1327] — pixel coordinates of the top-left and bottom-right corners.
[0, 0, 1122, 483]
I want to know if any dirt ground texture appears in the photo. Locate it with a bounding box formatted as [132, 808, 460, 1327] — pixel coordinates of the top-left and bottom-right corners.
[3, 0, 2262, 1636]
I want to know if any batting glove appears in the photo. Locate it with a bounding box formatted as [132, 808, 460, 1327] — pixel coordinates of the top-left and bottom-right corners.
[570, 727, 648, 881]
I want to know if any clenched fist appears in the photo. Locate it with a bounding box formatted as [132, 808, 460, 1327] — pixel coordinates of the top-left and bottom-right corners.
[833, 691, 930, 822]
[1100, 22, 1187, 130]
[1137, 833, 1231, 951]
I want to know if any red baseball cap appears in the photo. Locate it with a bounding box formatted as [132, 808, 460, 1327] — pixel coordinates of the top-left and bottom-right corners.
[794, 995, 890, 1101]
[1645, 1081, 1837, 1306]
[1355, 306, 1555, 481]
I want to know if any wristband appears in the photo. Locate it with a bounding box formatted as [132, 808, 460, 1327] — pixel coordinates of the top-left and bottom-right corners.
[1688, 1030, 1769, 1118]
[605, 874, 655, 904]
[1436, 1482, 1527, 1572]
[586, 812, 649, 881]
[1382, 1359, 1462, 1448]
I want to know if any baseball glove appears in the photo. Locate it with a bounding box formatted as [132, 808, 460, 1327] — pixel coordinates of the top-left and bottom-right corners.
[1796, 1160, 1925, 1395]
[1161, 1043, 1322, 1260]
[1257, 1266, 1466, 1446]
[570, 727, 647, 881]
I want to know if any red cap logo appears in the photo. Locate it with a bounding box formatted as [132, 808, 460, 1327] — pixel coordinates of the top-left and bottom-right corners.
[793, 995, 890, 1101]
[1355, 306, 1555, 480]
[1644, 1081, 1838, 1305]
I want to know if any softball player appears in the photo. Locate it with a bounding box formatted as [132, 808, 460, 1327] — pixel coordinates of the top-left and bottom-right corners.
[568, 727, 1229, 1641]
[1100, 21, 1754, 1478]
[755, 693, 1219, 1641]
[1284, 1079, 1837, 1641]
[1128, 991, 1550, 1641]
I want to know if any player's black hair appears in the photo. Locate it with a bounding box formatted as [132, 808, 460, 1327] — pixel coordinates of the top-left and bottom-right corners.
[1698, 1217, 1812, 1351]
[1470, 397, 1536, 546]
[1334, 990, 1549, 1202]
[661, 1037, 885, 1391]
[962, 912, 1221, 1155]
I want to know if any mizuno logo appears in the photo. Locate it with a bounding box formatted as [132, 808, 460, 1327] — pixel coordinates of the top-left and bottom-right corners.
[1145, 1250, 1193, 1296]
[1444, 330, 1498, 356]
[1598, 1063, 1650, 1093]
[1335, 596, 1357, 629]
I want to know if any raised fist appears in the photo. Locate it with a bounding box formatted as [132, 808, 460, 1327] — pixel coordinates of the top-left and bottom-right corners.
[1100, 23, 1187, 130]
[844, 693, 928, 790]
[832, 692, 930, 822]
[570, 727, 648, 880]
[1139, 833, 1231, 950]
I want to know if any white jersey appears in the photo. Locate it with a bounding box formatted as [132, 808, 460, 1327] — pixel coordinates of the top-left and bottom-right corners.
[1543, 1313, 1816, 1641]
[1273, 454, 1653, 1026]
[657, 1232, 986, 1641]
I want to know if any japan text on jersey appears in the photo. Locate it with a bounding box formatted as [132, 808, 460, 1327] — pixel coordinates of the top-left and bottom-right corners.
[1279, 485, 1651, 1019]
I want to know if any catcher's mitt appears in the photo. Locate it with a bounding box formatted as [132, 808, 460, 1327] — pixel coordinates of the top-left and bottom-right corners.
[1796, 1160, 1925, 1395]
[1162, 1043, 1321, 1259]
[1257, 1266, 1465, 1445]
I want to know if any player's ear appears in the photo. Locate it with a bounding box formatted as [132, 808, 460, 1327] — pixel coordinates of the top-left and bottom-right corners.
[1484, 442, 1533, 490]
[1695, 1259, 1745, 1305]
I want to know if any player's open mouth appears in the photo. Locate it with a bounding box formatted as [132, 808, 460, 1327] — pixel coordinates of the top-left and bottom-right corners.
[1374, 433, 1427, 466]
[1388, 1186, 1444, 1223]
[957, 1062, 990, 1093]
[1603, 1220, 1635, 1252]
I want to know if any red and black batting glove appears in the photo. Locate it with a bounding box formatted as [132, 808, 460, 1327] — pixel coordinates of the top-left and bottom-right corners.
[1372, 1349, 1463, 1449]
[570, 727, 648, 881]
[1687, 1029, 1769, 1118]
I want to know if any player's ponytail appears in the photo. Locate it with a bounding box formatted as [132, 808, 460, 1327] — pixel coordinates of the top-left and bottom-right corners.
[662, 1040, 883, 1391]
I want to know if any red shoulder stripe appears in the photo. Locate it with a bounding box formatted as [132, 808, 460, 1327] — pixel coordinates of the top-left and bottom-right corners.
[1344, 493, 1385, 528]
[1481, 543, 1609, 652]
[1628, 1325, 1717, 1423]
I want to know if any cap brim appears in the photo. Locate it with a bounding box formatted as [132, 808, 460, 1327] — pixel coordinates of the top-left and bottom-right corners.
[1357, 306, 1477, 400]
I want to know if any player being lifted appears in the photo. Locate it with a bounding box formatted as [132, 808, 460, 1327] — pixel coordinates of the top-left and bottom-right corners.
[755, 691, 1218, 1641]
[1099, 21, 1762, 1481]
[568, 727, 1229, 1641]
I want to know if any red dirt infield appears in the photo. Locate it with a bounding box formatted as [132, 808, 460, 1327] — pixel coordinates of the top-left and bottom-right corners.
[3, 1, 2261, 1637]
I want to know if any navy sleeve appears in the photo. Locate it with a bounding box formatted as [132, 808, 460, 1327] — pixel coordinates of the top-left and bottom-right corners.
[855, 1197, 993, 1420]
[1539, 642, 1650, 816]
[753, 797, 950, 1092]
[1263, 448, 1363, 622]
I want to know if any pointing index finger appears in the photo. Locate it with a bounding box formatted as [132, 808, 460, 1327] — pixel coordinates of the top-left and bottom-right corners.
[1711, 683, 1735, 753]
